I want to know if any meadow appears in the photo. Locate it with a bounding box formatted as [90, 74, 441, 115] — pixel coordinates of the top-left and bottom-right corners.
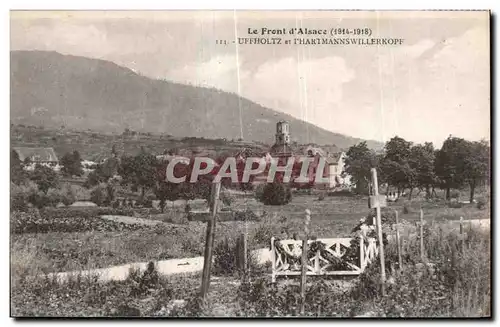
[10, 189, 491, 317]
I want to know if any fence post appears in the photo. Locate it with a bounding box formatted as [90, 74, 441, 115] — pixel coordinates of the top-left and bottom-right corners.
[200, 182, 221, 300]
[271, 236, 276, 283]
[370, 168, 386, 296]
[460, 217, 465, 253]
[359, 236, 365, 271]
[242, 229, 249, 283]
[394, 210, 403, 271]
[300, 209, 311, 315]
[420, 209, 425, 262]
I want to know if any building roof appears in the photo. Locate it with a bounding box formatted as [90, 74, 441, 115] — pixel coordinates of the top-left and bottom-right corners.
[269, 143, 295, 156]
[328, 152, 344, 163]
[303, 146, 344, 165]
[13, 147, 58, 162]
[304, 146, 327, 157]
[233, 147, 266, 159]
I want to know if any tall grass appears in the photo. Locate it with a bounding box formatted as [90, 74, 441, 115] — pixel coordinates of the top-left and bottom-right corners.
[236, 223, 491, 317]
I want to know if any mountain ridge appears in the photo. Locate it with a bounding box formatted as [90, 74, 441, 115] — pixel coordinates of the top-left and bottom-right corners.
[10, 50, 383, 150]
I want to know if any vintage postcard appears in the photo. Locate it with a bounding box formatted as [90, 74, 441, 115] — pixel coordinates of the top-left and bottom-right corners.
[10, 10, 490, 318]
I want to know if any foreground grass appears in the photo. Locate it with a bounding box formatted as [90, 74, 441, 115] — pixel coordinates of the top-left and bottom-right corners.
[11, 194, 489, 276]
[11, 226, 490, 317]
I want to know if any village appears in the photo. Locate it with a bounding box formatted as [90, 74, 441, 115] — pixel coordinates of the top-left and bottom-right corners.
[9, 10, 490, 319]
[10, 118, 491, 317]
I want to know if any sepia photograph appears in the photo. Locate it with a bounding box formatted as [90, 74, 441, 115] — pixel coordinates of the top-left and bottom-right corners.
[9, 10, 491, 318]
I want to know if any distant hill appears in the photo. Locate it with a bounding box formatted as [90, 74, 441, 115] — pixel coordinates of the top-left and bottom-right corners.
[10, 50, 382, 150]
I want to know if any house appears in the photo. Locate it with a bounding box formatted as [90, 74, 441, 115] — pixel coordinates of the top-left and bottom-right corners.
[303, 146, 351, 189]
[13, 147, 60, 171]
[326, 151, 351, 188]
[13, 147, 59, 164]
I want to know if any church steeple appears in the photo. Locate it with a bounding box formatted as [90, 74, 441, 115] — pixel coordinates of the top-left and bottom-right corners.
[270, 120, 293, 157]
[275, 120, 290, 145]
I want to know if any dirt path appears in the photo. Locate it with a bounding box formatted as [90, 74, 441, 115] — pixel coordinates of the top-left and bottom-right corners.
[48, 248, 272, 283]
[101, 215, 164, 226]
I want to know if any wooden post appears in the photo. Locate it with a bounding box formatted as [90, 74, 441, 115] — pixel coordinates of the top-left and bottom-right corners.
[271, 236, 276, 283]
[460, 217, 465, 253]
[243, 223, 248, 283]
[370, 168, 386, 296]
[242, 230, 248, 283]
[200, 182, 221, 300]
[300, 209, 311, 315]
[420, 209, 425, 262]
[359, 236, 365, 271]
[394, 210, 403, 271]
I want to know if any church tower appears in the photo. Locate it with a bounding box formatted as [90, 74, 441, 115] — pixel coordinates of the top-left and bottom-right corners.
[275, 120, 291, 145]
[270, 120, 293, 157]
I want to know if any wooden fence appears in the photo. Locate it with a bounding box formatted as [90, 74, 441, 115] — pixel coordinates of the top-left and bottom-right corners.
[270, 237, 378, 282]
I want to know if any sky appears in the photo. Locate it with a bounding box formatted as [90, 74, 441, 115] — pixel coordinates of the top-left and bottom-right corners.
[10, 11, 490, 147]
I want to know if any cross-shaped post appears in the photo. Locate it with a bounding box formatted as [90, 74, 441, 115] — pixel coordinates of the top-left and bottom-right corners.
[369, 168, 387, 296]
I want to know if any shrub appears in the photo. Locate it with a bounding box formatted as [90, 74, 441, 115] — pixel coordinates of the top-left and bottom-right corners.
[233, 209, 261, 222]
[252, 223, 275, 246]
[90, 184, 107, 206]
[10, 182, 36, 212]
[477, 197, 487, 210]
[449, 190, 460, 199]
[403, 203, 411, 214]
[448, 201, 463, 208]
[257, 183, 292, 205]
[70, 184, 91, 201]
[213, 236, 259, 277]
[254, 184, 266, 202]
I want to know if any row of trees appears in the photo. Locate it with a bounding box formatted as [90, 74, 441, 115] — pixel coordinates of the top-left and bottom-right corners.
[343, 136, 490, 201]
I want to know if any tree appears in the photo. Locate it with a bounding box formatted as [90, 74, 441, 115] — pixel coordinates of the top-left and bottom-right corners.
[10, 150, 25, 184]
[462, 140, 490, 202]
[344, 142, 379, 194]
[434, 136, 469, 200]
[257, 182, 292, 205]
[409, 142, 437, 198]
[119, 152, 158, 200]
[30, 164, 59, 194]
[60, 150, 84, 177]
[153, 158, 214, 212]
[380, 136, 416, 198]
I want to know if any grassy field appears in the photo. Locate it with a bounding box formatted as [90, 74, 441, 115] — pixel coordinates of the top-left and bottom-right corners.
[10, 190, 491, 317]
[11, 193, 489, 274]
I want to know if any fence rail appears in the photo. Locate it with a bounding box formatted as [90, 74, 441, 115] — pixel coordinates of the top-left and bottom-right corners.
[271, 237, 378, 282]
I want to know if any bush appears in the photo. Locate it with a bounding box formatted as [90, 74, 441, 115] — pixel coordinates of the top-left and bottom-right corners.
[448, 201, 463, 208]
[252, 223, 275, 246]
[69, 184, 91, 201]
[220, 191, 234, 207]
[257, 183, 292, 205]
[254, 184, 266, 202]
[449, 190, 460, 199]
[213, 236, 239, 276]
[403, 203, 411, 214]
[233, 209, 261, 222]
[46, 185, 76, 207]
[10, 182, 37, 212]
[213, 236, 259, 277]
[477, 197, 487, 210]
[90, 184, 107, 206]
